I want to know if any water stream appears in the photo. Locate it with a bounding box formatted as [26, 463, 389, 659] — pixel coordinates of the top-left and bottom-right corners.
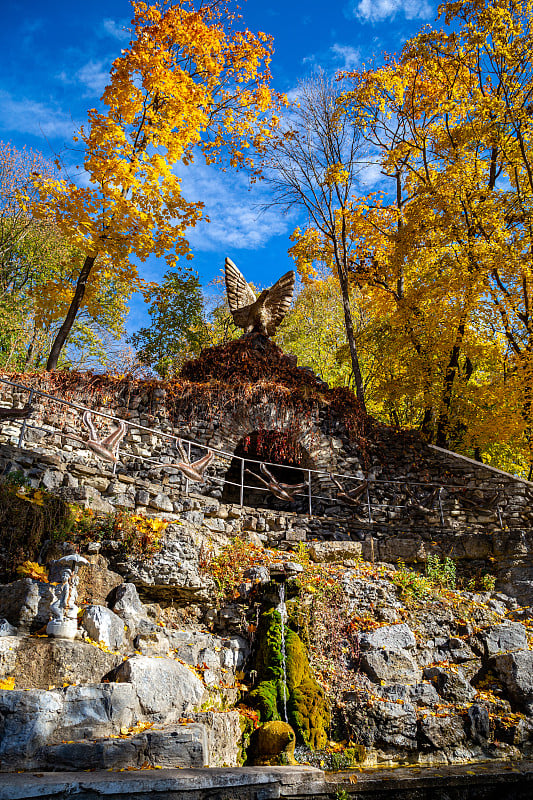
[277, 582, 289, 723]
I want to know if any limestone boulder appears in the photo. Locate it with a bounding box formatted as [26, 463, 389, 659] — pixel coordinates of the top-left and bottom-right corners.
[0, 637, 122, 689]
[0, 687, 63, 769]
[423, 666, 476, 703]
[0, 619, 16, 637]
[81, 605, 125, 650]
[491, 650, 533, 713]
[478, 622, 528, 658]
[359, 623, 421, 684]
[110, 582, 145, 637]
[112, 523, 214, 603]
[418, 713, 466, 751]
[0, 578, 51, 631]
[0, 683, 139, 770]
[133, 630, 170, 656]
[113, 655, 207, 719]
[359, 624, 416, 652]
[53, 683, 140, 741]
[343, 691, 418, 751]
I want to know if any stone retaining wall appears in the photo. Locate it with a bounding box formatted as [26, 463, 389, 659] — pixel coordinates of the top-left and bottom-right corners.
[1, 442, 533, 603]
[1, 376, 533, 601]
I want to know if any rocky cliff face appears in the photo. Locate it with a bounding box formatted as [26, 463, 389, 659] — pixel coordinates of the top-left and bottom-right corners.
[0, 360, 532, 773]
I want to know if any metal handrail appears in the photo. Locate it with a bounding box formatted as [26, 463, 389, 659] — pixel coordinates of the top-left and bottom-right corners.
[0, 375, 515, 524]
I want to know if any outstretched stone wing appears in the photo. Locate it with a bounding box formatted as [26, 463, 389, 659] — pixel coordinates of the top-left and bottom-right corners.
[225, 257, 256, 311]
[263, 271, 295, 335]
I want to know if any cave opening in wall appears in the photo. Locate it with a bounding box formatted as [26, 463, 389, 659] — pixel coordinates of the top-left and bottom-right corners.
[221, 430, 315, 511]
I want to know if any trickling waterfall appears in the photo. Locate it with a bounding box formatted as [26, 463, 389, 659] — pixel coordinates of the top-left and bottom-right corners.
[277, 582, 289, 723]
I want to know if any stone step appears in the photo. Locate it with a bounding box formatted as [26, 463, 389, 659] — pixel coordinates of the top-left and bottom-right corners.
[39, 723, 207, 771]
[0, 766, 325, 800]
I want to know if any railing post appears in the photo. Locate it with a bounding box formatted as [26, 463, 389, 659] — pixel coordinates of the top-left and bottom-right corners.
[17, 388, 34, 449]
[185, 441, 191, 496]
[308, 470, 312, 516]
[438, 487, 445, 528]
[366, 480, 373, 524]
[240, 457, 244, 507]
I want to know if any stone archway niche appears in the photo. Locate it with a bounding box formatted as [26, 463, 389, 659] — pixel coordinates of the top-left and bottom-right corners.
[221, 430, 315, 510]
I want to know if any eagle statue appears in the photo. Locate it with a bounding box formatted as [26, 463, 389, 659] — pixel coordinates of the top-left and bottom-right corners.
[225, 256, 295, 337]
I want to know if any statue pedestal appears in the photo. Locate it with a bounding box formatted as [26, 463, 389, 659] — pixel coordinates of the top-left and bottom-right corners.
[46, 618, 78, 640]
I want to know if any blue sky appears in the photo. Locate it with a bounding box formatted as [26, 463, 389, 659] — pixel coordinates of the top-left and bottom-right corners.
[0, 0, 437, 334]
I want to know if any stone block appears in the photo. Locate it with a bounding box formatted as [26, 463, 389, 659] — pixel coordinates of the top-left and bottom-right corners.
[0, 637, 122, 689]
[0, 683, 140, 770]
[0, 578, 51, 631]
[135, 489, 150, 506]
[286, 527, 307, 542]
[81, 605, 125, 650]
[113, 655, 207, 718]
[479, 622, 528, 657]
[191, 710, 242, 767]
[491, 650, 533, 713]
[418, 713, 465, 750]
[149, 493, 173, 513]
[423, 666, 476, 703]
[309, 541, 362, 563]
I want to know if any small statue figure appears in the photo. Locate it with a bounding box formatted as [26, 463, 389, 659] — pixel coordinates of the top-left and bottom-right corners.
[172, 439, 214, 482]
[246, 462, 307, 503]
[225, 257, 295, 337]
[329, 473, 368, 507]
[68, 411, 127, 463]
[49, 566, 72, 622]
[0, 401, 34, 421]
[47, 554, 88, 639]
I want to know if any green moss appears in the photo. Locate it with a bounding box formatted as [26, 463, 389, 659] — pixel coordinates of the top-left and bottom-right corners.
[329, 745, 367, 771]
[238, 713, 255, 766]
[247, 606, 329, 750]
[247, 721, 297, 766]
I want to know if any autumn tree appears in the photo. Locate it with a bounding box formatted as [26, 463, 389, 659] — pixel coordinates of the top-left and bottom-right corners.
[0, 141, 129, 370]
[129, 269, 206, 377]
[260, 71, 367, 409]
[32, 0, 283, 370]
[329, 0, 533, 461]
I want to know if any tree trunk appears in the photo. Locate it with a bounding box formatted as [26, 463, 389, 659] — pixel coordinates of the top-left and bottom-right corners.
[25, 328, 39, 368]
[435, 320, 466, 448]
[46, 255, 96, 371]
[338, 271, 366, 412]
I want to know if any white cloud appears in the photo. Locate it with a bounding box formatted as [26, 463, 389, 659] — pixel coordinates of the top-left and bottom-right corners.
[330, 44, 360, 70]
[102, 18, 129, 42]
[353, 0, 432, 23]
[358, 162, 385, 188]
[0, 90, 76, 140]
[175, 161, 293, 252]
[57, 59, 110, 97]
[76, 60, 109, 96]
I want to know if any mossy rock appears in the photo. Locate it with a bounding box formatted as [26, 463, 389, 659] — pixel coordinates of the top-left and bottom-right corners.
[329, 744, 367, 771]
[289, 675, 329, 750]
[247, 607, 329, 750]
[247, 721, 297, 766]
